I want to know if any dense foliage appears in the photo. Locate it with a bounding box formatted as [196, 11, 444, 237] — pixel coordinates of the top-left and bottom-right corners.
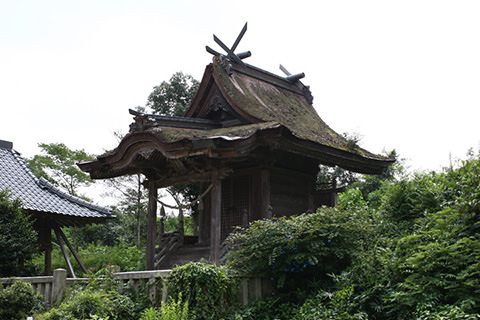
[38, 269, 137, 320]
[226, 204, 373, 290]
[0, 190, 37, 276]
[228, 152, 480, 319]
[29, 241, 142, 276]
[0, 281, 44, 319]
[7, 125, 479, 319]
[167, 262, 237, 320]
[140, 298, 191, 320]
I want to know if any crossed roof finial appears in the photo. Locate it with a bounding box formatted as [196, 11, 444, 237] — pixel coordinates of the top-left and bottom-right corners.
[206, 22, 251, 67]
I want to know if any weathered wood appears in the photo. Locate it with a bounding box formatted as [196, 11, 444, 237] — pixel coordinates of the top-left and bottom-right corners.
[210, 179, 222, 263]
[55, 223, 88, 274]
[260, 169, 271, 219]
[53, 226, 75, 278]
[2, 269, 271, 307]
[159, 205, 165, 237]
[38, 219, 52, 276]
[198, 191, 210, 245]
[146, 181, 158, 270]
[152, 169, 232, 188]
[178, 207, 184, 240]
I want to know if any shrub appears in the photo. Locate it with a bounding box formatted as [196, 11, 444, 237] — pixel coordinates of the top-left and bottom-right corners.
[139, 297, 191, 320]
[0, 190, 38, 276]
[38, 269, 136, 320]
[294, 286, 368, 320]
[39, 287, 135, 320]
[226, 205, 375, 290]
[230, 293, 299, 320]
[79, 242, 141, 273]
[29, 242, 142, 276]
[0, 281, 44, 319]
[415, 305, 480, 319]
[388, 208, 480, 317]
[167, 262, 236, 320]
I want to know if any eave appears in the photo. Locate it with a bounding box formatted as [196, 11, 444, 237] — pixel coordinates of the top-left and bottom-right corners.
[79, 124, 394, 180]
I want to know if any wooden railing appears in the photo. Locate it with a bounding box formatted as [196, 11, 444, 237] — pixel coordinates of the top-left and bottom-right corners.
[0, 268, 170, 306]
[1, 268, 271, 307]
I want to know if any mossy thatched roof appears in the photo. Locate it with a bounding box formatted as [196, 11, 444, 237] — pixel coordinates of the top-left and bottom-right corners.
[207, 59, 378, 158]
[80, 57, 393, 179]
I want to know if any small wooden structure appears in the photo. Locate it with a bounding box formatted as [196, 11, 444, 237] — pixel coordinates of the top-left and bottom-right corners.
[0, 140, 114, 277]
[79, 27, 394, 269]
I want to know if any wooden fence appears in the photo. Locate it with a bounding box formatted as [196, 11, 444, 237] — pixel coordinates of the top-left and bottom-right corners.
[0, 268, 271, 306]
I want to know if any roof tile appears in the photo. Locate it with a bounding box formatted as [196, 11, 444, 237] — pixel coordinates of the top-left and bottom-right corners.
[0, 141, 114, 224]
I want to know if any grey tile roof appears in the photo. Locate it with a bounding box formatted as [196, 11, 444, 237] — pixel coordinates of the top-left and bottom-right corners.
[0, 140, 114, 223]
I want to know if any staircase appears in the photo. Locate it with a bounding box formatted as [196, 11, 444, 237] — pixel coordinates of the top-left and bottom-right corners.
[154, 233, 212, 269]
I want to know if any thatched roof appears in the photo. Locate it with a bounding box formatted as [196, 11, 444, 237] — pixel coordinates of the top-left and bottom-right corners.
[80, 56, 393, 179]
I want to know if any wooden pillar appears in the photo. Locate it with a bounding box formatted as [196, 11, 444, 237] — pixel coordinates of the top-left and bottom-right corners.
[37, 218, 52, 275]
[178, 207, 184, 241]
[44, 243, 52, 276]
[210, 179, 222, 263]
[331, 179, 338, 207]
[146, 180, 158, 270]
[158, 205, 165, 239]
[198, 184, 211, 245]
[193, 211, 199, 237]
[260, 169, 271, 219]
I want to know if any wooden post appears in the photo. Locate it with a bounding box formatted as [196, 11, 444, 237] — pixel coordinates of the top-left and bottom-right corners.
[146, 180, 158, 270]
[210, 179, 222, 263]
[260, 169, 271, 218]
[198, 192, 209, 245]
[331, 179, 338, 207]
[53, 226, 76, 278]
[178, 207, 184, 241]
[157, 205, 165, 248]
[159, 205, 165, 236]
[52, 268, 67, 305]
[44, 243, 52, 276]
[38, 219, 52, 276]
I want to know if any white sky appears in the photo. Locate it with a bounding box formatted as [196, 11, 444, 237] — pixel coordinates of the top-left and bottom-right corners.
[1, 0, 479, 177]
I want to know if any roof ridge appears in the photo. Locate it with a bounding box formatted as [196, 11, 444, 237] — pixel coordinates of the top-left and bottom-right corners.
[38, 177, 113, 215]
[0, 139, 13, 150]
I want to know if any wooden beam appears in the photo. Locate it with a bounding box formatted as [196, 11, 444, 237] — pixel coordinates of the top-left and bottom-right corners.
[53, 225, 76, 278]
[146, 181, 158, 270]
[210, 179, 222, 263]
[54, 223, 88, 274]
[152, 169, 232, 188]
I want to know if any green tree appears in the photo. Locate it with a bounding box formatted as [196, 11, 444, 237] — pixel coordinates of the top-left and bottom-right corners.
[0, 190, 38, 276]
[144, 72, 201, 222]
[27, 142, 94, 197]
[147, 72, 199, 116]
